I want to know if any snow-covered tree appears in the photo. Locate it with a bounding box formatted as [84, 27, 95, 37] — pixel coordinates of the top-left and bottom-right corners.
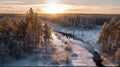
[44, 23, 52, 54]
[98, 22, 109, 52]
[115, 48, 120, 63]
[0, 42, 9, 64]
[0, 17, 16, 34]
[25, 8, 44, 60]
[25, 8, 43, 47]
[98, 17, 120, 63]
[0, 8, 45, 63]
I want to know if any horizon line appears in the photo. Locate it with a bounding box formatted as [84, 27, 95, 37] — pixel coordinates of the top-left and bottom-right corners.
[0, 13, 120, 15]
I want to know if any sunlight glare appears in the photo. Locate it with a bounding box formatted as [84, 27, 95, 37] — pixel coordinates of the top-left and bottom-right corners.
[42, 2, 67, 14]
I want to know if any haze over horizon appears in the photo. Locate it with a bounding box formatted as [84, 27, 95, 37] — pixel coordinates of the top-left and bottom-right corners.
[0, 0, 120, 14]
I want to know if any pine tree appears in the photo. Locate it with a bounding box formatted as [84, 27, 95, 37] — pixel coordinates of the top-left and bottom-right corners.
[98, 17, 120, 59]
[1, 17, 16, 34]
[25, 8, 43, 59]
[16, 20, 27, 35]
[98, 22, 109, 52]
[34, 13, 43, 47]
[25, 8, 34, 24]
[108, 17, 117, 50]
[0, 42, 9, 64]
[115, 48, 120, 63]
[44, 23, 52, 54]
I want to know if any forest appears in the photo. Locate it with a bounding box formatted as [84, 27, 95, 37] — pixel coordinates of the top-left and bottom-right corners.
[0, 8, 120, 67]
[0, 8, 54, 64]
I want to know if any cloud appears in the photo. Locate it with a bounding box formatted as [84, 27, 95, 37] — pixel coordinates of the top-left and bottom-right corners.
[0, 0, 46, 5]
[0, 0, 25, 4]
[0, 0, 120, 6]
[66, 5, 120, 14]
[0, 0, 120, 14]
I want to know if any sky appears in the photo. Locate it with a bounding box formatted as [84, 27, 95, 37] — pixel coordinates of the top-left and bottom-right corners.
[0, 0, 120, 14]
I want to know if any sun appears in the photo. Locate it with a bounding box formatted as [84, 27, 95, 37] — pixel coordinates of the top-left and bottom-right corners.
[42, 2, 67, 14]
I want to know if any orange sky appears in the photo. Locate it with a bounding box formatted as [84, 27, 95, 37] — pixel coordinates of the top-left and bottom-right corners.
[0, 0, 120, 14]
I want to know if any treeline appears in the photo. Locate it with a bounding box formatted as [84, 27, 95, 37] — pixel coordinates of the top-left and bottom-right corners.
[1, 14, 120, 29]
[0, 8, 52, 64]
[39, 14, 120, 29]
[98, 17, 120, 63]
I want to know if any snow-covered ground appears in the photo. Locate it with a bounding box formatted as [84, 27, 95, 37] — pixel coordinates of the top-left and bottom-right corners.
[52, 33, 65, 46]
[51, 23, 101, 48]
[2, 31, 96, 66]
[51, 23, 118, 66]
[2, 21, 117, 66]
[54, 32, 96, 66]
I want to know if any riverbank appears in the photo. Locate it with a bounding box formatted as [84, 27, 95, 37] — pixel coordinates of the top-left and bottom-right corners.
[54, 32, 96, 66]
[51, 23, 118, 66]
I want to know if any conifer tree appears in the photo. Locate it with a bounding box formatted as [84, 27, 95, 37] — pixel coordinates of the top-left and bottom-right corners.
[0, 42, 9, 64]
[44, 23, 52, 54]
[98, 17, 120, 54]
[115, 48, 120, 63]
[98, 22, 109, 52]
[1, 17, 16, 34]
[25, 8, 43, 59]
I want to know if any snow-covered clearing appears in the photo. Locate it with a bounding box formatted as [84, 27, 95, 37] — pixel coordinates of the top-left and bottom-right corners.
[54, 32, 96, 66]
[51, 23, 101, 48]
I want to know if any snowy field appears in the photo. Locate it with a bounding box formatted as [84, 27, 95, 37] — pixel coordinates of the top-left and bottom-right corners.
[51, 23, 101, 48]
[54, 32, 96, 66]
[51, 23, 118, 66]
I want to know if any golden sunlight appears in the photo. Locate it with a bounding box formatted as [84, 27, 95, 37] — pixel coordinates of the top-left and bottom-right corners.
[42, 2, 68, 14]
